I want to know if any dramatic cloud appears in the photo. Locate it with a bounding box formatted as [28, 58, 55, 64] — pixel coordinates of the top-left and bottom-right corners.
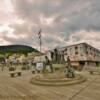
[0, 0, 100, 51]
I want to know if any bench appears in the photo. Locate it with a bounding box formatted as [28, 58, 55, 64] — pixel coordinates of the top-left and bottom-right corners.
[32, 69, 36, 74]
[10, 71, 22, 77]
[89, 70, 100, 75]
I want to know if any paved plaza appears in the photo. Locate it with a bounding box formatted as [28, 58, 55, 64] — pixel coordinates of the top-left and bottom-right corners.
[0, 67, 100, 100]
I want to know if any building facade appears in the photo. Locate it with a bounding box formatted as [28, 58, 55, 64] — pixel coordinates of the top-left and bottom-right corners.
[46, 43, 100, 70]
[60, 43, 100, 69]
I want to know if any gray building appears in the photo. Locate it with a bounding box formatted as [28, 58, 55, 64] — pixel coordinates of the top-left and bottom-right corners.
[46, 43, 100, 70]
[60, 43, 100, 70]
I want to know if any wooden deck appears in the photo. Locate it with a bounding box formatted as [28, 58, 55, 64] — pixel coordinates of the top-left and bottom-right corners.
[0, 67, 100, 100]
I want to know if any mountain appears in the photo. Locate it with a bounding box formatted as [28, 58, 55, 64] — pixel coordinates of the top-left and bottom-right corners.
[0, 45, 39, 56]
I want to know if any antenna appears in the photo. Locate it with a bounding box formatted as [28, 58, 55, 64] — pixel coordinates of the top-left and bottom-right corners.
[37, 29, 42, 52]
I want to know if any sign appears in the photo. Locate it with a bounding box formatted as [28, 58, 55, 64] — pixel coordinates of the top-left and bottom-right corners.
[36, 62, 43, 71]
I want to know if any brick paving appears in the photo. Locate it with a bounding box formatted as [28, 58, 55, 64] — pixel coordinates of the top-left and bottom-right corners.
[0, 67, 100, 100]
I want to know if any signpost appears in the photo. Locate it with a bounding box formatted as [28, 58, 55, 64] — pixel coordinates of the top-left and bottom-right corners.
[36, 62, 43, 71]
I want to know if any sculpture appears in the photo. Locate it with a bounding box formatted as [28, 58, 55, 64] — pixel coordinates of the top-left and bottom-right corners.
[65, 56, 75, 78]
[43, 56, 53, 73]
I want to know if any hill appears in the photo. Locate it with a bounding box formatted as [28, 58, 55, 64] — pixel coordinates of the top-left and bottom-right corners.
[0, 45, 39, 56]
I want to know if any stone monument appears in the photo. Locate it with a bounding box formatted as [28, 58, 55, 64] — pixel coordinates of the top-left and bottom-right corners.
[65, 56, 75, 78]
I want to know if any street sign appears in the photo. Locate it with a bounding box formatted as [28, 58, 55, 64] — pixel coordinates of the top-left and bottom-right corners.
[36, 62, 43, 71]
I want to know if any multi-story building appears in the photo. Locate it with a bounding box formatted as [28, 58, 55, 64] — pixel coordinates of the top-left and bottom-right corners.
[59, 43, 100, 70]
[44, 43, 100, 70]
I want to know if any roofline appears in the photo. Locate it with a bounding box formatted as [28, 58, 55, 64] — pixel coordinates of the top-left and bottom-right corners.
[60, 42, 86, 50]
[84, 43, 100, 53]
[61, 42, 100, 52]
[46, 42, 100, 53]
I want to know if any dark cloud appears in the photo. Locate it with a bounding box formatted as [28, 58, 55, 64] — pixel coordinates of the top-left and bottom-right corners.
[0, 0, 99, 50]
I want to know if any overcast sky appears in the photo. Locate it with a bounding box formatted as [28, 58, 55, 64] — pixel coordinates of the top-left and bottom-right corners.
[0, 0, 100, 51]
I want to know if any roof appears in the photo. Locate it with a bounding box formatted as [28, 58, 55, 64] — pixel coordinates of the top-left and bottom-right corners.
[61, 42, 100, 53]
[45, 42, 100, 53]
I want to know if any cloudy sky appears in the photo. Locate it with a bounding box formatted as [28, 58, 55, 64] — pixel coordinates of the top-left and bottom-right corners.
[0, 0, 100, 51]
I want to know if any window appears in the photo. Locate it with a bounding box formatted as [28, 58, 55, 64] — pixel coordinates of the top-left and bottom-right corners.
[75, 51, 78, 55]
[65, 48, 67, 51]
[85, 45, 87, 49]
[75, 46, 78, 55]
[86, 51, 88, 54]
[75, 46, 78, 49]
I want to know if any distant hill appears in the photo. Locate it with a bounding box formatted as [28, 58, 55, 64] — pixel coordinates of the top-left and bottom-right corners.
[0, 45, 39, 56]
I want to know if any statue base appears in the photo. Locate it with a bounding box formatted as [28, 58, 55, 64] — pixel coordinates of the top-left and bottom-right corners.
[31, 72, 86, 86]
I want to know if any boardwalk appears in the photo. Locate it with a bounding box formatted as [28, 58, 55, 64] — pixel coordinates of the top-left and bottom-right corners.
[0, 68, 100, 100]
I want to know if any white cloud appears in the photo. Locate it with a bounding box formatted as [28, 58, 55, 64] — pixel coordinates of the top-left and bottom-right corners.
[40, 15, 55, 26]
[0, 0, 100, 51]
[67, 30, 100, 49]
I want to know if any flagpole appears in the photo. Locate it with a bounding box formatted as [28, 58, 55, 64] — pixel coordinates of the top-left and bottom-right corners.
[40, 34, 41, 52]
[38, 29, 42, 53]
